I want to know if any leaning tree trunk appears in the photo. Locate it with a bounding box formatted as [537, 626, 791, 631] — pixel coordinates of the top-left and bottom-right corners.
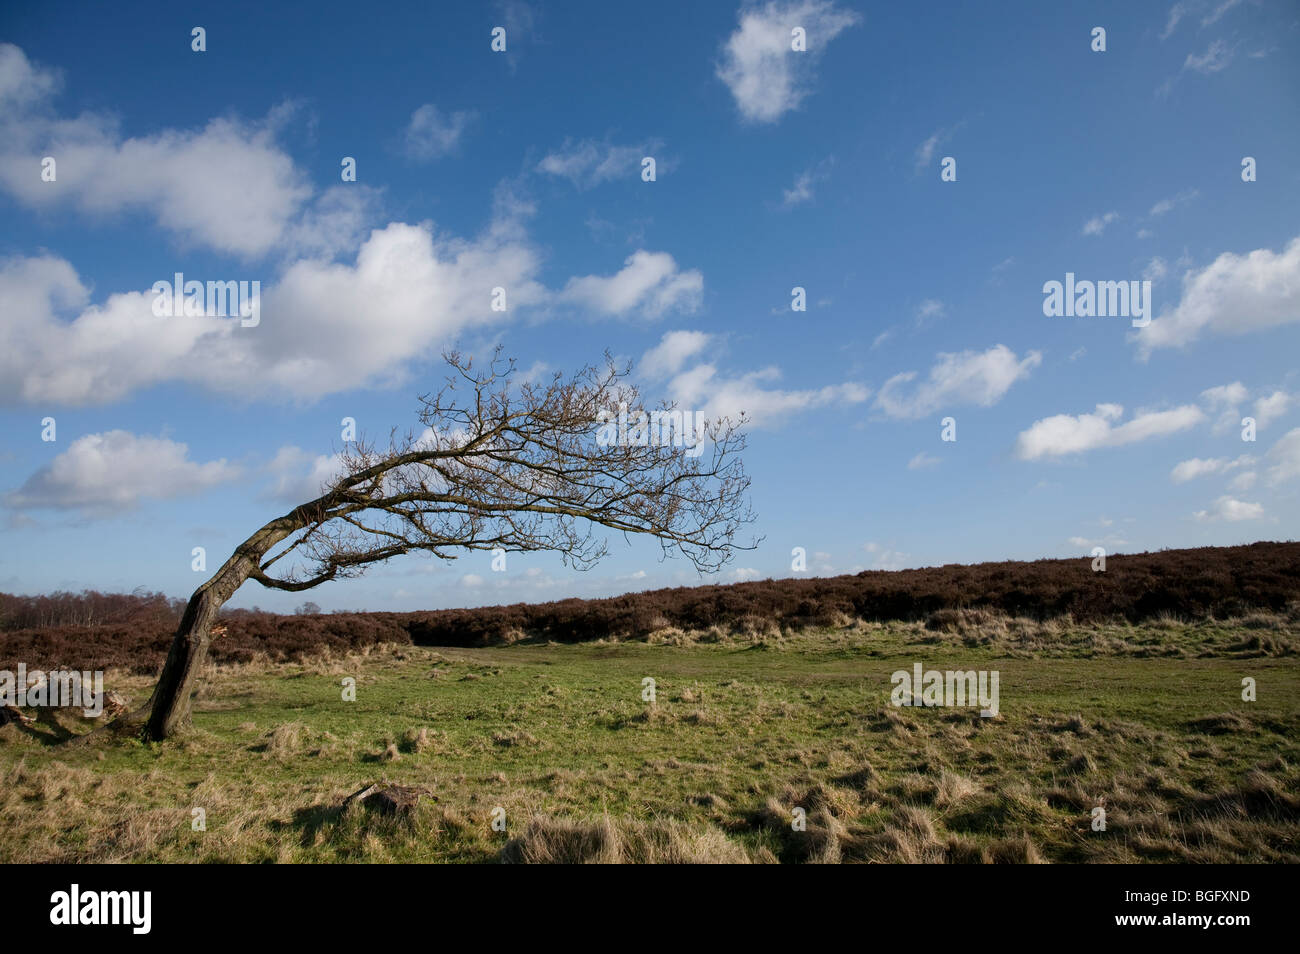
[142, 516, 301, 741]
[143, 565, 249, 740]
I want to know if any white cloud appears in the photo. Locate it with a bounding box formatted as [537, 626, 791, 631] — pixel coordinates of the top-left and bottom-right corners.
[863, 542, 909, 571]
[914, 125, 959, 173]
[1265, 428, 1300, 486]
[492, 0, 537, 63]
[1143, 257, 1169, 282]
[1199, 382, 1291, 435]
[0, 45, 318, 259]
[1135, 237, 1300, 354]
[1172, 457, 1228, 482]
[6, 430, 239, 511]
[1185, 38, 1235, 74]
[0, 41, 59, 106]
[537, 138, 662, 189]
[1082, 211, 1119, 236]
[560, 250, 703, 318]
[641, 330, 714, 379]
[265, 446, 347, 503]
[1170, 454, 1253, 483]
[1228, 470, 1257, 492]
[1016, 403, 1204, 460]
[666, 361, 868, 429]
[1160, 2, 1189, 40]
[1201, 381, 1249, 409]
[1159, 34, 1239, 96]
[1254, 390, 1293, 429]
[988, 256, 1015, 285]
[284, 184, 385, 261]
[782, 171, 815, 206]
[716, 0, 860, 124]
[403, 104, 474, 160]
[1202, 1, 1244, 29]
[915, 298, 946, 325]
[1193, 496, 1263, 522]
[875, 345, 1041, 420]
[0, 217, 546, 405]
[1149, 189, 1198, 216]
[1068, 534, 1129, 549]
[907, 452, 941, 470]
[781, 158, 832, 206]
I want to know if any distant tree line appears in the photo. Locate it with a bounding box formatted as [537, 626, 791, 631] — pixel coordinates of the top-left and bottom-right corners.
[0, 589, 186, 631]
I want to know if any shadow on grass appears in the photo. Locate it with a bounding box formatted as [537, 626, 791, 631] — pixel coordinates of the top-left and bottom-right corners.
[269, 802, 348, 849]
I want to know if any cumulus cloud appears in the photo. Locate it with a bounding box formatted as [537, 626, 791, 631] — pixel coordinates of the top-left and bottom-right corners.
[0, 45, 320, 259]
[1134, 237, 1300, 354]
[1193, 496, 1263, 522]
[402, 104, 474, 160]
[6, 431, 239, 511]
[874, 345, 1041, 420]
[716, 0, 860, 123]
[284, 184, 386, 261]
[537, 138, 662, 189]
[1265, 428, 1300, 486]
[1170, 455, 1253, 483]
[641, 330, 714, 379]
[0, 41, 59, 106]
[0, 117, 703, 406]
[1201, 382, 1249, 409]
[1199, 382, 1292, 435]
[664, 357, 868, 429]
[1015, 403, 1204, 460]
[560, 250, 703, 318]
[0, 217, 546, 405]
[1228, 470, 1257, 492]
[1254, 390, 1293, 429]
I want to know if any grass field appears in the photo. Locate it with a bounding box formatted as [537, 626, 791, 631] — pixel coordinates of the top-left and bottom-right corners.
[3, 613, 1298, 863]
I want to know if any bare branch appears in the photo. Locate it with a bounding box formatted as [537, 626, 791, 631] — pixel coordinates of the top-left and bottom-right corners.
[254, 349, 756, 589]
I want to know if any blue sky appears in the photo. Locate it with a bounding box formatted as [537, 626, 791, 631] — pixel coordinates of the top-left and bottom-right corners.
[1, 0, 1298, 612]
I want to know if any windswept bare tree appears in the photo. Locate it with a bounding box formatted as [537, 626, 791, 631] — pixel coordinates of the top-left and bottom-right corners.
[117, 349, 753, 741]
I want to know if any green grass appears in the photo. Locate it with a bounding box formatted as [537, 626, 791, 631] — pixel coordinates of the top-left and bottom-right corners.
[2, 616, 1297, 863]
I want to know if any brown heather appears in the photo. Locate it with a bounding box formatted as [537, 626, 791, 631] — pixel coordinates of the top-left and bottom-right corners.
[3, 540, 1298, 674]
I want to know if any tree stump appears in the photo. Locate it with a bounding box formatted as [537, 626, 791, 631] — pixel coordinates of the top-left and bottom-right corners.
[343, 783, 435, 817]
[1, 705, 33, 727]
